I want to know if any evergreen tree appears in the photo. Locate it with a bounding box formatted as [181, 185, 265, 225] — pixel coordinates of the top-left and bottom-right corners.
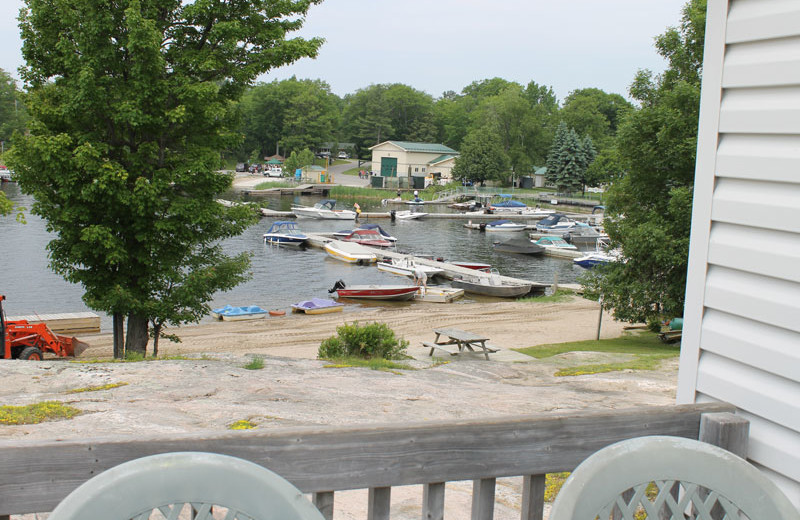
[546, 122, 592, 193]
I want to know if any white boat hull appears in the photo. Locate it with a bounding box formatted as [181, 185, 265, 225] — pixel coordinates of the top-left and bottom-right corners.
[324, 240, 377, 264]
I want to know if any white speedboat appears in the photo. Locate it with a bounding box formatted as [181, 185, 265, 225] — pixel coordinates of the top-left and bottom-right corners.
[535, 213, 578, 232]
[532, 236, 578, 251]
[393, 210, 427, 220]
[484, 219, 527, 232]
[324, 240, 377, 264]
[377, 257, 445, 278]
[292, 199, 356, 220]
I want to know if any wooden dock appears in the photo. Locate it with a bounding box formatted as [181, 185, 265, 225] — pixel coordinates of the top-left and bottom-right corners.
[243, 184, 332, 197]
[6, 312, 101, 335]
[304, 233, 549, 295]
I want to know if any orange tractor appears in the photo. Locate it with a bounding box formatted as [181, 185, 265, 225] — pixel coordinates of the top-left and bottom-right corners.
[1, 295, 88, 360]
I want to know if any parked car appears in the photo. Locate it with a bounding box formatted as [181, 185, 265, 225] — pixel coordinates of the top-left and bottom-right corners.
[316, 151, 331, 159]
[337, 151, 349, 159]
[235, 162, 247, 172]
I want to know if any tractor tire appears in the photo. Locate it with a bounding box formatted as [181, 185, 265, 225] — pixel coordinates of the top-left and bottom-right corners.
[19, 346, 44, 360]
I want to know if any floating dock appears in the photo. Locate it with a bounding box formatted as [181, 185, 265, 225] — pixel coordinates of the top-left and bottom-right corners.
[6, 312, 101, 335]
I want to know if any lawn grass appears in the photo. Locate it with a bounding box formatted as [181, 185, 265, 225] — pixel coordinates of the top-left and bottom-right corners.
[519, 290, 574, 304]
[244, 357, 264, 370]
[514, 332, 679, 377]
[0, 401, 81, 425]
[321, 356, 415, 373]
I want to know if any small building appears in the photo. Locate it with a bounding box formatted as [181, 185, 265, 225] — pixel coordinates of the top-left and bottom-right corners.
[369, 141, 459, 184]
[301, 165, 332, 184]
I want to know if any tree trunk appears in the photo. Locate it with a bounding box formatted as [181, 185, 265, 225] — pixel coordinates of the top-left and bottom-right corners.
[112, 313, 125, 359]
[125, 313, 149, 357]
[152, 323, 161, 358]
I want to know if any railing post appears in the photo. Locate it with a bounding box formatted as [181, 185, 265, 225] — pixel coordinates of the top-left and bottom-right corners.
[313, 491, 334, 520]
[423, 482, 445, 520]
[698, 412, 750, 520]
[471, 478, 496, 520]
[368, 486, 391, 520]
[520, 474, 545, 520]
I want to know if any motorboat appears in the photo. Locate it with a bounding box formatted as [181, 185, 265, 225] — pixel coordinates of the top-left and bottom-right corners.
[324, 240, 377, 264]
[392, 210, 427, 220]
[328, 280, 419, 301]
[406, 197, 425, 206]
[493, 238, 545, 255]
[414, 287, 465, 303]
[573, 251, 619, 269]
[0, 167, 14, 182]
[450, 276, 532, 298]
[532, 236, 578, 251]
[291, 298, 344, 314]
[210, 305, 269, 321]
[488, 195, 527, 213]
[340, 228, 394, 248]
[562, 222, 608, 247]
[292, 199, 356, 220]
[535, 213, 579, 232]
[483, 219, 527, 232]
[449, 261, 492, 272]
[263, 221, 308, 246]
[334, 224, 397, 242]
[377, 257, 445, 278]
[520, 206, 555, 216]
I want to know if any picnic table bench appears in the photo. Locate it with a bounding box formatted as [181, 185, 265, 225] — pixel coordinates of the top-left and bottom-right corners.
[423, 327, 499, 360]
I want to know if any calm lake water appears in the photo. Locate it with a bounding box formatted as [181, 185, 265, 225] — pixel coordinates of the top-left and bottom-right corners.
[1, 183, 589, 329]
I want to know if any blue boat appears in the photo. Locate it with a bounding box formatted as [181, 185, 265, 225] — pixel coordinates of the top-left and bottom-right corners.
[573, 252, 618, 269]
[210, 305, 269, 321]
[263, 221, 308, 246]
[489, 194, 527, 212]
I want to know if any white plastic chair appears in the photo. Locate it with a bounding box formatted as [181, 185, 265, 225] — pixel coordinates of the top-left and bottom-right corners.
[48, 452, 324, 520]
[549, 436, 800, 520]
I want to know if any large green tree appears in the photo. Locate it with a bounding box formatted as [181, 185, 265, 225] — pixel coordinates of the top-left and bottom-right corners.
[584, 0, 706, 324]
[9, 0, 322, 357]
[450, 128, 509, 185]
[545, 122, 595, 193]
[0, 69, 29, 148]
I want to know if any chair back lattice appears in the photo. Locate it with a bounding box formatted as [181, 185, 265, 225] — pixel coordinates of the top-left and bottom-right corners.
[47, 452, 324, 520]
[596, 480, 752, 519]
[549, 436, 800, 520]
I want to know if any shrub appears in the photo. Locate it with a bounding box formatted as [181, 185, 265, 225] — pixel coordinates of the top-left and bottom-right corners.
[318, 322, 409, 360]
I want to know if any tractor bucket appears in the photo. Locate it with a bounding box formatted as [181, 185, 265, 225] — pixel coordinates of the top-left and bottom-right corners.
[59, 336, 89, 357]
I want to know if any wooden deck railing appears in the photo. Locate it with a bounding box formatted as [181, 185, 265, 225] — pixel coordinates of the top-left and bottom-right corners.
[0, 403, 748, 520]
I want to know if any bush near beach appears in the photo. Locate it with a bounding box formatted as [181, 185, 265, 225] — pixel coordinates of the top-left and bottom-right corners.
[318, 322, 409, 360]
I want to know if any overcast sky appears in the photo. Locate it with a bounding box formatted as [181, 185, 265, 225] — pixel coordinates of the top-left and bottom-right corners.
[0, 0, 689, 103]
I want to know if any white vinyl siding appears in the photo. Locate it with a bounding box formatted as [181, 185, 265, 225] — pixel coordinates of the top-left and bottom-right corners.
[678, 0, 800, 510]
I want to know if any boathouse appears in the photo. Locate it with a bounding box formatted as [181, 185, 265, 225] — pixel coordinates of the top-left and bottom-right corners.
[369, 141, 459, 185]
[678, 0, 800, 507]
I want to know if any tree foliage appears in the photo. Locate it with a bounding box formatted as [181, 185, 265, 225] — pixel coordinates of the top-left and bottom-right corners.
[9, 0, 322, 357]
[583, 0, 706, 324]
[545, 122, 596, 193]
[450, 127, 509, 184]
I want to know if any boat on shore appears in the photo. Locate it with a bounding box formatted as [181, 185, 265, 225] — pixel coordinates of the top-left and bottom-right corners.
[451, 276, 532, 298]
[291, 298, 344, 314]
[377, 257, 445, 278]
[324, 240, 377, 264]
[493, 238, 545, 255]
[292, 199, 356, 220]
[263, 221, 308, 246]
[210, 305, 269, 321]
[328, 280, 419, 301]
[414, 287, 464, 303]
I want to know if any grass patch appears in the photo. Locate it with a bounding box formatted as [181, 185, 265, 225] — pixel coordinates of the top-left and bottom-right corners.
[244, 357, 264, 370]
[321, 357, 415, 373]
[519, 289, 574, 304]
[515, 332, 680, 377]
[67, 382, 129, 394]
[0, 401, 81, 425]
[253, 180, 296, 190]
[228, 419, 257, 430]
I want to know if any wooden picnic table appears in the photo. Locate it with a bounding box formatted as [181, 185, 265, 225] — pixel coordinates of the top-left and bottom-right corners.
[425, 327, 498, 360]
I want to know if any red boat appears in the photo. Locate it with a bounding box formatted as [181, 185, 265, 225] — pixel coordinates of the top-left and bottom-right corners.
[451, 261, 492, 272]
[329, 281, 419, 301]
[341, 229, 393, 248]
